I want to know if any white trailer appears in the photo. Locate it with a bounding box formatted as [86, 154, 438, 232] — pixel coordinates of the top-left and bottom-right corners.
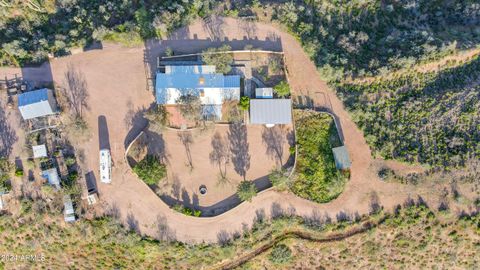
[99, 149, 112, 184]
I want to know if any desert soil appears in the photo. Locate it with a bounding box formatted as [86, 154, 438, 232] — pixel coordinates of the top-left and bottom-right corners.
[0, 16, 475, 243]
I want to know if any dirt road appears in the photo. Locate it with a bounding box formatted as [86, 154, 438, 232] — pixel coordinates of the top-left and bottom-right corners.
[0, 17, 426, 243]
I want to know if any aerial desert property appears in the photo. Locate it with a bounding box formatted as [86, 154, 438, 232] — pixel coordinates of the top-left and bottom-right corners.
[0, 1, 479, 269]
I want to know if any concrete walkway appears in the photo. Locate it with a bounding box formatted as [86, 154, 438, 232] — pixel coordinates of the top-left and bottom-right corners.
[0, 17, 422, 244]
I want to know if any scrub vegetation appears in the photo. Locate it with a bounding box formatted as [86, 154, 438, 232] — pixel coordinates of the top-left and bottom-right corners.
[273, 0, 480, 81]
[0, 0, 220, 66]
[292, 110, 347, 203]
[336, 56, 480, 169]
[132, 155, 167, 185]
[1, 199, 478, 269]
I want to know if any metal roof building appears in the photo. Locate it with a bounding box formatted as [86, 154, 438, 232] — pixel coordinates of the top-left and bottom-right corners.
[249, 99, 292, 125]
[63, 195, 76, 222]
[32, 144, 47, 159]
[255, 88, 273, 99]
[41, 168, 61, 189]
[155, 65, 241, 104]
[155, 65, 241, 120]
[17, 88, 57, 120]
[332, 146, 352, 170]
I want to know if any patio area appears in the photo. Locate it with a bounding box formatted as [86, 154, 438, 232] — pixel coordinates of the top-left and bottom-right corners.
[129, 123, 294, 216]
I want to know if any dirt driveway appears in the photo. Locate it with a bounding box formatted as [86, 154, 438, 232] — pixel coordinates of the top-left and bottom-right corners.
[0, 16, 458, 243]
[138, 124, 294, 216]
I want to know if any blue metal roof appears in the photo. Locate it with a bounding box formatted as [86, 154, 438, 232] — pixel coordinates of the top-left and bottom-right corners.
[18, 88, 49, 106]
[156, 73, 240, 89]
[155, 72, 240, 104]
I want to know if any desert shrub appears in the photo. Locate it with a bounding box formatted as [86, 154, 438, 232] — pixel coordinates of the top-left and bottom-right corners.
[269, 244, 293, 264]
[236, 180, 257, 202]
[0, 1, 219, 66]
[172, 204, 201, 217]
[269, 169, 290, 191]
[273, 81, 290, 97]
[336, 57, 480, 168]
[202, 45, 233, 74]
[145, 105, 170, 127]
[133, 155, 166, 185]
[65, 157, 76, 167]
[0, 158, 13, 192]
[238, 96, 250, 111]
[274, 0, 480, 80]
[15, 168, 24, 177]
[176, 94, 202, 123]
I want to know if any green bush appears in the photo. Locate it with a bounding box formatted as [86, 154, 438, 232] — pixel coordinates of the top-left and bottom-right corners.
[273, 81, 290, 97]
[292, 111, 347, 203]
[269, 169, 290, 191]
[202, 45, 233, 74]
[145, 105, 170, 127]
[15, 168, 24, 177]
[133, 155, 166, 185]
[236, 180, 257, 202]
[238, 96, 250, 111]
[268, 244, 292, 264]
[0, 158, 13, 192]
[172, 204, 201, 217]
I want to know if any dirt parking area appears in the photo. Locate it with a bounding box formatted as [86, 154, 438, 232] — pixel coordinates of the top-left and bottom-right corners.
[131, 123, 294, 216]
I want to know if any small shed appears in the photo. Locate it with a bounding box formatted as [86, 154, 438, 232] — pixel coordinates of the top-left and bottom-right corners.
[249, 99, 292, 126]
[17, 88, 57, 120]
[41, 168, 61, 189]
[255, 88, 273, 99]
[32, 144, 48, 159]
[332, 146, 352, 170]
[63, 195, 76, 222]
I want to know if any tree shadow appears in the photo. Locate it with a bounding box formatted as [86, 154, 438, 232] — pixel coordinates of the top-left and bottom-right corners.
[106, 202, 121, 220]
[217, 230, 231, 246]
[0, 100, 18, 157]
[123, 104, 153, 149]
[156, 214, 176, 242]
[181, 187, 191, 207]
[177, 131, 194, 170]
[209, 131, 230, 180]
[228, 123, 250, 180]
[254, 208, 266, 224]
[171, 176, 181, 200]
[97, 115, 110, 150]
[61, 63, 89, 118]
[270, 202, 284, 219]
[126, 212, 140, 234]
[202, 16, 226, 41]
[142, 129, 169, 165]
[261, 125, 287, 168]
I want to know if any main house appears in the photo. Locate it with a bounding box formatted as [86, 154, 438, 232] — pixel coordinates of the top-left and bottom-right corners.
[155, 65, 241, 120]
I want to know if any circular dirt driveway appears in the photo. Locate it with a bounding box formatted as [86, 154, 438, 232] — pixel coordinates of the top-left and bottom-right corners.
[138, 124, 294, 216]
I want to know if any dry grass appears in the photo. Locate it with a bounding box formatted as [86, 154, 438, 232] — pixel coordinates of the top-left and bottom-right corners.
[240, 207, 480, 269]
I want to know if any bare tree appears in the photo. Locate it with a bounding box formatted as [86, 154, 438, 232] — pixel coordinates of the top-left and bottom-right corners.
[176, 94, 202, 123]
